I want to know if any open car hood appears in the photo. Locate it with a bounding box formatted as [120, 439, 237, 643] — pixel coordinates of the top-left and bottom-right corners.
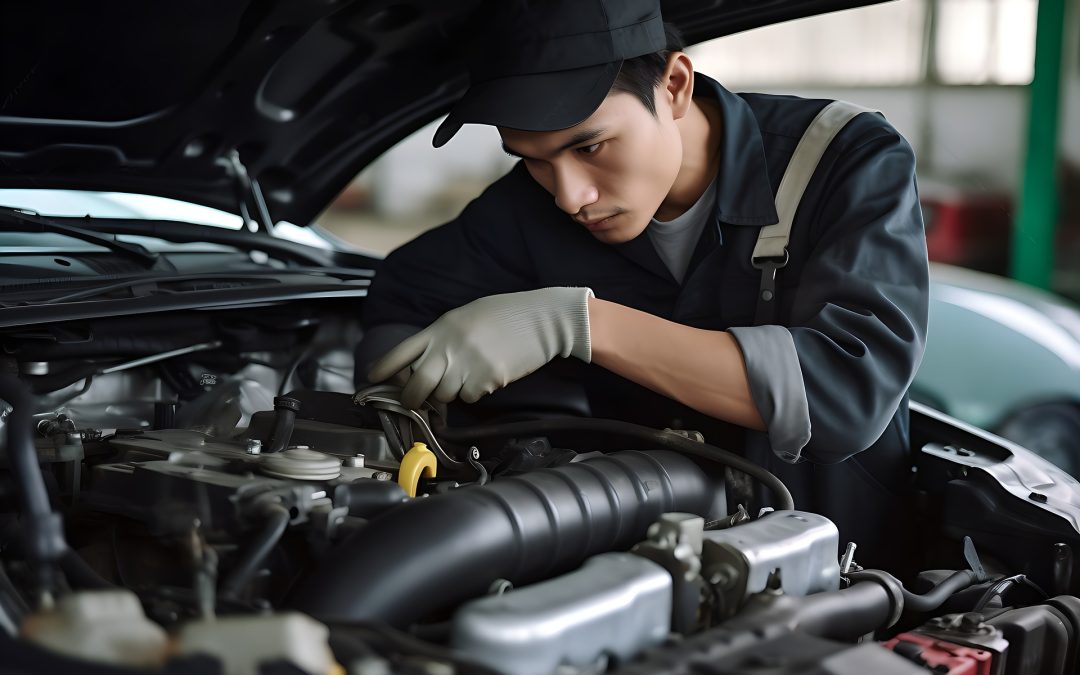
[0, 0, 887, 226]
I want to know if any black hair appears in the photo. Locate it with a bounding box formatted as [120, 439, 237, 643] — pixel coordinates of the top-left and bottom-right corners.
[609, 23, 686, 116]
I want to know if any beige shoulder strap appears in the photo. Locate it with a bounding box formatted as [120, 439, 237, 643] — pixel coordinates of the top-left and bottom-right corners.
[753, 100, 876, 262]
[751, 100, 877, 325]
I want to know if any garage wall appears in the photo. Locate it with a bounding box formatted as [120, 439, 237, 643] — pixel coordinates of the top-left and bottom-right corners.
[743, 84, 1028, 192]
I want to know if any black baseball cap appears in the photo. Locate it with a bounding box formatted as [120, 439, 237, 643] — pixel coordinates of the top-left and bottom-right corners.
[432, 0, 667, 147]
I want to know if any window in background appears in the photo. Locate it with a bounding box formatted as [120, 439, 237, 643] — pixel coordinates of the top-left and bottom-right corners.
[688, 0, 928, 87]
[934, 0, 1037, 84]
[318, 118, 513, 255]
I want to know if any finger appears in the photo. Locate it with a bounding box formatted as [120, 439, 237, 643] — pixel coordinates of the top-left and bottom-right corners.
[368, 330, 431, 383]
[460, 378, 497, 404]
[400, 353, 448, 410]
[431, 365, 466, 404]
[389, 368, 410, 388]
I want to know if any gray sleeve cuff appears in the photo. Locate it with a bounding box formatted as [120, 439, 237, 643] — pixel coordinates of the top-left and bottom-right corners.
[728, 325, 811, 463]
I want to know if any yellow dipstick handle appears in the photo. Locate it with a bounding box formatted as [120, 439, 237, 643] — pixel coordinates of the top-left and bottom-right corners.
[398, 442, 437, 497]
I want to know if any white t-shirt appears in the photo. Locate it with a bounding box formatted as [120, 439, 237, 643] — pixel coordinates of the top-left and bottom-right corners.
[647, 173, 719, 283]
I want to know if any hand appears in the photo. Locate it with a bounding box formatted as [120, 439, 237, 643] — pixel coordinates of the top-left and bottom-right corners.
[368, 287, 593, 409]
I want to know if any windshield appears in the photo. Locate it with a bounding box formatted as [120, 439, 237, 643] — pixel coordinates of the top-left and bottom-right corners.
[0, 188, 343, 250]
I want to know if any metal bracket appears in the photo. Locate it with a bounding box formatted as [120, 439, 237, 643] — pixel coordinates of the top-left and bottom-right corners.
[221, 149, 275, 235]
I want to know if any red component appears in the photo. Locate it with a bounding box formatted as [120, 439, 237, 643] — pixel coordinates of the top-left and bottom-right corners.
[921, 193, 1012, 275]
[883, 632, 995, 675]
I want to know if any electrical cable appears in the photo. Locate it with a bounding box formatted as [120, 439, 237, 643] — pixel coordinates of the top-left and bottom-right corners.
[59, 549, 114, 590]
[973, 574, 1049, 611]
[435, 417, 795, 511]
[328, 622, 504, 675]
[278, 347, 311, 396]
[376, 410, 406, 460]
[219, 502, 290, 600]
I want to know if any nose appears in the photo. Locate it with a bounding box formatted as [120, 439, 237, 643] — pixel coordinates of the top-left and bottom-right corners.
[551, 162, 598, 216]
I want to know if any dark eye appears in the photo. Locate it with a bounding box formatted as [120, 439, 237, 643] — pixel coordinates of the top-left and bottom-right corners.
[578, 142, 602, 155]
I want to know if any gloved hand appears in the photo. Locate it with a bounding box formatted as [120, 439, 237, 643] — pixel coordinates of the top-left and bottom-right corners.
[368, 287, 594, 410]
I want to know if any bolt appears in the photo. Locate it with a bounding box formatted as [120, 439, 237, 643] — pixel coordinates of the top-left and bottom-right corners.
[958, 612, 984, 633]
[343, 456, 365, 468]
[707, 564, 739, 590]
[840, 542, 858, 574]
[246, 439, 262, 455]
[470, 446, 480, 461]
[373, 471, 393, 481]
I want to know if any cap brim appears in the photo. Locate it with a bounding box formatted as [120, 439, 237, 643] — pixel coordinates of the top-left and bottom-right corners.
[433, 60, 622, 148]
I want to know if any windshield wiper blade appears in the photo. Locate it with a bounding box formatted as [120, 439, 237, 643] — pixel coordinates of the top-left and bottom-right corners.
[28, 271, 370, 306]
[0, 207, 160, 267]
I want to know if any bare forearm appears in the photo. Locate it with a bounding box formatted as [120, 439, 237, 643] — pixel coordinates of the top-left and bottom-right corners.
[587, 297, 766, 431]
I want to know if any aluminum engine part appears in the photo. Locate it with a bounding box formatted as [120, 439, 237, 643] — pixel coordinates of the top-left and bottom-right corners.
[631, 513, 706, 634]
[450, 553, 672, 675]
[83, 460, 323, 535]
[702, 510, 840, 617]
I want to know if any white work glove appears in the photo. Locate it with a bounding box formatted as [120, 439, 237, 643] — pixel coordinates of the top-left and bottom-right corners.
[368, 287, 594, 410]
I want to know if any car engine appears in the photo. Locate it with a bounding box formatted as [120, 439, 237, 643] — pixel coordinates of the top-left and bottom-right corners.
[4, 305, 1080, 675]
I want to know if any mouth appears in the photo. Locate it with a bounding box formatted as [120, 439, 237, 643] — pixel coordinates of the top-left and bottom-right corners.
[578, 212, 621, 231]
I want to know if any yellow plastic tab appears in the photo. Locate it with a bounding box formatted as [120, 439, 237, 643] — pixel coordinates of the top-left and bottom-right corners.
[398, 442, 437, 498]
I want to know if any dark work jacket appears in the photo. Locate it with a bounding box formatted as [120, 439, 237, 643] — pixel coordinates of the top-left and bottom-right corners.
[361, 74, 930, 567]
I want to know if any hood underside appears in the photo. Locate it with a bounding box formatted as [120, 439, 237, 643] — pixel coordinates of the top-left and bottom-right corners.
[0, 0, 887, 226]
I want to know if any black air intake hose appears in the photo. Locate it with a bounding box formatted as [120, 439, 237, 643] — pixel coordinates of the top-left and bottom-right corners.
[290, 450, 723, 627]
[0, 374, 66, 603]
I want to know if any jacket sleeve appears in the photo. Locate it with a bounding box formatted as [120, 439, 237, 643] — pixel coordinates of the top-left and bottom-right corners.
[361, 165, 537, 331]
[739, 121, 929, 464]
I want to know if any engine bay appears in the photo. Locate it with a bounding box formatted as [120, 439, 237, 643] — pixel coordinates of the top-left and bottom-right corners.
[4, 303, 1080, 675]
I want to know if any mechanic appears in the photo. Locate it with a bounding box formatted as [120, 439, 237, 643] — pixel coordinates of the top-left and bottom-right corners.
[358, 0, 929, 566]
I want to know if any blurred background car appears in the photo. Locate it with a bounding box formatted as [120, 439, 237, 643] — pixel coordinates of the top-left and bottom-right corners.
[915, 263, 1080, 473]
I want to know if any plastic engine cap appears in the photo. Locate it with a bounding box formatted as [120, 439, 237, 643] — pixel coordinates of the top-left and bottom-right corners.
[261, 447, 341, 481]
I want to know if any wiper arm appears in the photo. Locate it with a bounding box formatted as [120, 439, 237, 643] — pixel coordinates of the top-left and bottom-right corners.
[0, 207, 160, 267]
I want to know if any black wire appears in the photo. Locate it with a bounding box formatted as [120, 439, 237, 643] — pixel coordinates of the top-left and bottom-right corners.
[52, 376, 92, 406]
[0, 375, 66, 600]
[377, 410, 407, 460]
[327, 622, 505, 675]
[973, 574, 1049, 611]
[318, 366, 354, 384]
[435, 417, 794, 510]
[219, 503, 291, 600]
[277, 348, 310, 396]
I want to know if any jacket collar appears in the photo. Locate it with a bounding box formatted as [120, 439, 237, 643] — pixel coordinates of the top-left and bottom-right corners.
[696, 73, 779, 227]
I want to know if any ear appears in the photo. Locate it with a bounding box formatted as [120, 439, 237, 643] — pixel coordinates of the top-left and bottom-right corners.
[661, 52, 695, 121]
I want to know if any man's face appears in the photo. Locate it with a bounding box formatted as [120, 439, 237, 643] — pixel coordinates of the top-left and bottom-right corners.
[499, 89, 683, 244]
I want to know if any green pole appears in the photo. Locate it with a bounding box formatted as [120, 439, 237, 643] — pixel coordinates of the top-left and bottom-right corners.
[1011, 0, 1068, 289]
